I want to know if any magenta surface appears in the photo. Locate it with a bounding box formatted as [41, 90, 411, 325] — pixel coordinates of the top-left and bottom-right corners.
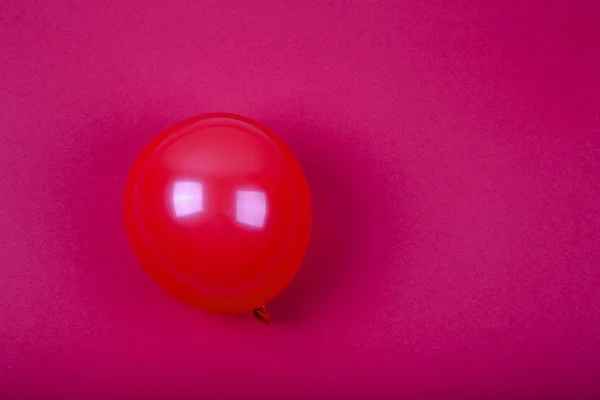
[1, 1, 599, 399]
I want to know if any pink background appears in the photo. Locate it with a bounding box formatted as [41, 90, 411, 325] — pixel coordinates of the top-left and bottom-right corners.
[1, 1, 599, 398]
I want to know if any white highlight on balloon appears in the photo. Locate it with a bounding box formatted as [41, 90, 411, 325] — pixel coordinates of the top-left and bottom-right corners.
[236, 190, 267, 228]
[172, 181, 204, 217]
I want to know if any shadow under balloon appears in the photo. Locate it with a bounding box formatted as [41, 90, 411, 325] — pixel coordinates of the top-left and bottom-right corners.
[265, 118, 403, 324]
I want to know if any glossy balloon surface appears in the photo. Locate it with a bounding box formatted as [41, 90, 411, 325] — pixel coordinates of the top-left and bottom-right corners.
[123, 114, 312, 313]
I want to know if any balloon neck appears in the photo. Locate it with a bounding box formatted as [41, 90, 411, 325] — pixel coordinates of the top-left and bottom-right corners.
[253, 305, 270, 324]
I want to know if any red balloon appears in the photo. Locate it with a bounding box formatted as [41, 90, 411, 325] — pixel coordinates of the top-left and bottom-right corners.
[123, 114, 312, 316]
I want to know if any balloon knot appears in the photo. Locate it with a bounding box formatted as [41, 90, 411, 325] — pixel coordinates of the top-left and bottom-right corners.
[253, 305, 271, 324]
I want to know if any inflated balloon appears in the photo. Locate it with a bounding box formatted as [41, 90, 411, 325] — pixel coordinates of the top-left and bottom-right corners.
[123, 114, 312, 323]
